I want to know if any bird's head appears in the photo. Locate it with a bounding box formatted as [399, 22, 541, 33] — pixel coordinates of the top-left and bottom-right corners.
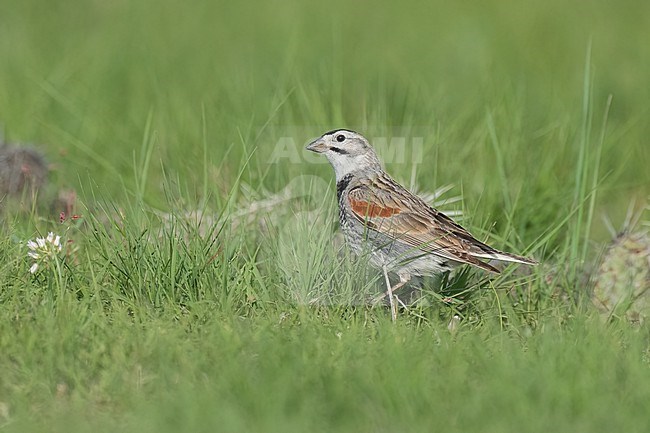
[306, 129, 382, 180]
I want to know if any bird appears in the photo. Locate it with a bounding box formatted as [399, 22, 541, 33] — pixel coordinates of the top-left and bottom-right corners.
[305, 129, 537, 320]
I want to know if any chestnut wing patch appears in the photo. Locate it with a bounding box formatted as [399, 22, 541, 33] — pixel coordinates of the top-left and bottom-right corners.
[349, 198, 402, 218]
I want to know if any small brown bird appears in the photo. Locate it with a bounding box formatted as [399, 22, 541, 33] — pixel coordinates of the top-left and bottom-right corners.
[306, 129, 537, 319]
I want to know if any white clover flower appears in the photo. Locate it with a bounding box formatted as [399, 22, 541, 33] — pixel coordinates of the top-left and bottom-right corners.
[26, 232, 63, 274]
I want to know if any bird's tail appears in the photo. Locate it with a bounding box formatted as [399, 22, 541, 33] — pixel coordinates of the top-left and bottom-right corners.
[472, 250, 538, 266]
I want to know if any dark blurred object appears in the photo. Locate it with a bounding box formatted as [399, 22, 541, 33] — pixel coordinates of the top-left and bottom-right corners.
[52, 189, 78, 219]
[0, 143, 48, 198]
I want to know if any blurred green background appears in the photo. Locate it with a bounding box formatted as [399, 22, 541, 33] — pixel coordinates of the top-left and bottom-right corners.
[1, 0, 648, 228]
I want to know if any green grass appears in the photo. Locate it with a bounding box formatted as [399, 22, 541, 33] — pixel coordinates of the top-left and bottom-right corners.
[1, 0, 650, 431]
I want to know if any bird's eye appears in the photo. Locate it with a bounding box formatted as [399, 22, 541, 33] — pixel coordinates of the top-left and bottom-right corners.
[336, 134, 346, 143]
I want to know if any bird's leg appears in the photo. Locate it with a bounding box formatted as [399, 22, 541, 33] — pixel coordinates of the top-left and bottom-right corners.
[373, 271, 411, 304]
[378, 268, 411, 321]
[381, 266, 397, 321]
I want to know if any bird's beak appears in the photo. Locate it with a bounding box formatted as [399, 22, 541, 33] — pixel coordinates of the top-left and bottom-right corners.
[305, 138, 328, 153]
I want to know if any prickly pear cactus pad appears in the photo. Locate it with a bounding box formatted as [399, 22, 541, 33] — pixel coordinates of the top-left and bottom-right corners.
[592, 230, 650, 324]
[0, 144, 47, 196]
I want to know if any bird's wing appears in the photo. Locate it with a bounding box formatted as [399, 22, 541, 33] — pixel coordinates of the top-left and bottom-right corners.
[346, 178, 501, 273]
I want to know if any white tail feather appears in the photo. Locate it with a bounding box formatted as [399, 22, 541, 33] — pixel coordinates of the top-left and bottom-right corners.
[472, 251, 538, 265]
